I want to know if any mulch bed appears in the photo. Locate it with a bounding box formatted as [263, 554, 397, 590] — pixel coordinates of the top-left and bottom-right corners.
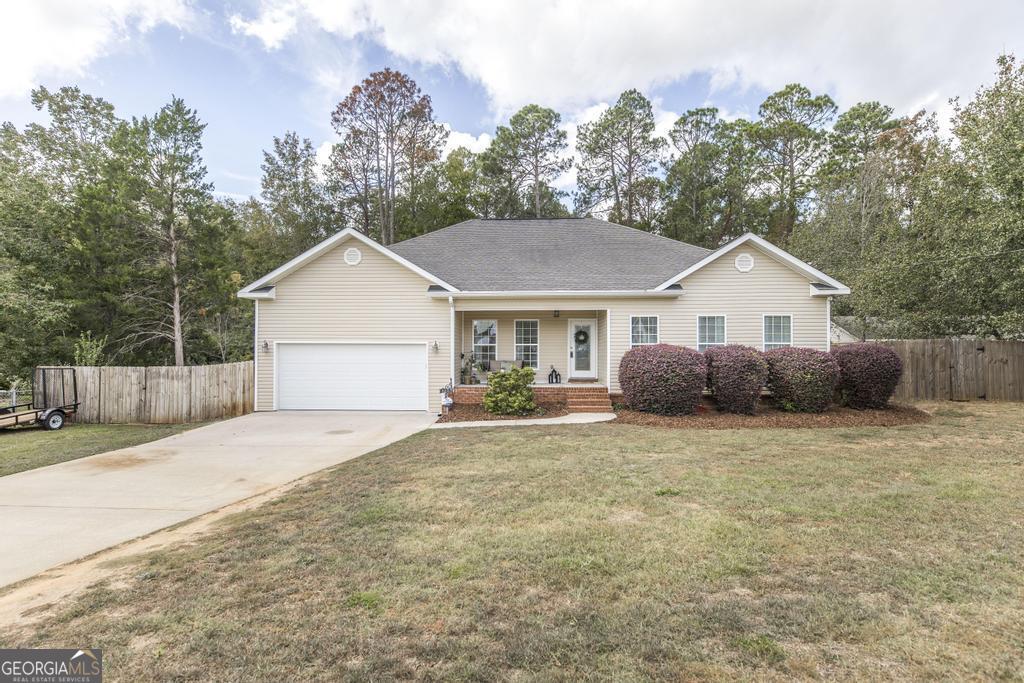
[436, 402, 570, 423]
[613, 398, 931, 429]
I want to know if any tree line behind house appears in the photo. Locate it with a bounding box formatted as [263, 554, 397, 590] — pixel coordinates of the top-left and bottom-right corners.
[2, 57, 1023, 385]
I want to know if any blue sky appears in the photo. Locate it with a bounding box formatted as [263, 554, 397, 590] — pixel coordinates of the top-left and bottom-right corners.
[3, 1, 1022, 201]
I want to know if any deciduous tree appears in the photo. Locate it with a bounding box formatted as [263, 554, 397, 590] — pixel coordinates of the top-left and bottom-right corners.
[330, 69, 446, 245]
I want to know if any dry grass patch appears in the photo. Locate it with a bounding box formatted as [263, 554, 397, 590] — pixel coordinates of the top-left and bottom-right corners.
[4, 402, 1024, 680]
[0, 422, 200, 476]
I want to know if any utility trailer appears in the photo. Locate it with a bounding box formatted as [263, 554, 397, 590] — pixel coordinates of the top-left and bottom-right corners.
[0, 367, 79, 430]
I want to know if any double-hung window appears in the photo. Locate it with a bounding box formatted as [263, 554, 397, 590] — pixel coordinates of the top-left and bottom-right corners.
[763, 315, 793, 350]
[514, 320, 539, 368]
[697, 315, 726, 351]
[473, 320, 497, 363]
[630, 316, 659, 346]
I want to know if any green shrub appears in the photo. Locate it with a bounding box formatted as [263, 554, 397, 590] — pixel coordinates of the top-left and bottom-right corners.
[483, 366, 536, 415]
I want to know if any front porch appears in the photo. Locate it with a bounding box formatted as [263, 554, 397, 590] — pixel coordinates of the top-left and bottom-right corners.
[455, 309, 608, 385]
[453, 308, 611, 412]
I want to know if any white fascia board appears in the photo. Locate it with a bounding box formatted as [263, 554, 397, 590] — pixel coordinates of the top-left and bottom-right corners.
[237, 288, 275, 300]
[809, 283, 851, 297]
[237, 227, 459, 298]
[654, 233, 851, 293]
[429, 289, 683, 299]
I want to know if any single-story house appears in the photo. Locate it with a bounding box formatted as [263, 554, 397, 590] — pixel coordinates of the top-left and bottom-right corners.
[237, 218, 849, 413]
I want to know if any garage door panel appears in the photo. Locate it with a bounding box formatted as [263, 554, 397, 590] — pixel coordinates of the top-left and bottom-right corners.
[277, 343, 428, 410]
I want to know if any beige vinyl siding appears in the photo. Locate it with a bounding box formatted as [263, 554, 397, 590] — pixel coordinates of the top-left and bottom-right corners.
[255, 237, 450, 412]
[455, 243, 828, 392]
[677, 244, 828, 352]
[457, 298, 668, 390]
[459, 310, 603, 383]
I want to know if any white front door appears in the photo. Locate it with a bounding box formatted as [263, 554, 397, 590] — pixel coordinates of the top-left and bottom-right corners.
[568, 319, 597, 379]
[276, 342, 428, 410]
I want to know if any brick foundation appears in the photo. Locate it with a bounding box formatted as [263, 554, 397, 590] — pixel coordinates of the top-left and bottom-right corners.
[452, 384, 612, 413]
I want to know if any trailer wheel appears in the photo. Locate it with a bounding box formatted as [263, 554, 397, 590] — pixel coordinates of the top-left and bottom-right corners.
[43, 411, 65, 430]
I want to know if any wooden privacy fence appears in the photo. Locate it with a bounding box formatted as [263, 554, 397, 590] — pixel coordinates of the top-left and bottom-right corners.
[877, 339, 1024, 402]
[34, 361, 253, 424]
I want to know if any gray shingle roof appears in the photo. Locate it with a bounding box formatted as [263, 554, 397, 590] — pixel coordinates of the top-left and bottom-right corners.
[390, 218, 710, 291]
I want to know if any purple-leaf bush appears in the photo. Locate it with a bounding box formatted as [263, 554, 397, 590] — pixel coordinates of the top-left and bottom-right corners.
[831, 343, 903, 409]
[705, 345, 769, 414]
[764, 347, 840, 413]
[619, 344, 706, 415]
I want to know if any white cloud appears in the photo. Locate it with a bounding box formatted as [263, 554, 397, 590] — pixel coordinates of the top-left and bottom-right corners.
[228, 0, 1024, 118]
[443, 127, 492, 156]
[229, 3, 296, 50]
[213, 189, 253, 203]
[550, 102, 607, 192]
[652, 101, 679, 143]
[228, 0, 370, 50]
[0, 0, 192, 99]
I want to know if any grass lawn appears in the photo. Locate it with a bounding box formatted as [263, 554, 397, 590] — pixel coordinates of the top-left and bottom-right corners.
[0, 422, 201, 477]
[6, 402, 1024, 680]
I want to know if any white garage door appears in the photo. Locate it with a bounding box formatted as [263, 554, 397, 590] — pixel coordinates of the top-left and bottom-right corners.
[276, 343, 428, 411]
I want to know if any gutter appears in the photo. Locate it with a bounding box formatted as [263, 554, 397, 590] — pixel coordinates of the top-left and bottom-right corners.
[428, 289, 683, 299]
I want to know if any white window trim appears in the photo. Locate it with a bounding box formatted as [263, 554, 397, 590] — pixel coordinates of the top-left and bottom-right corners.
[629, 314, 660, 347]
[514, 319, 540, 369]
[696, 314, 728, 351]
[762, 313, 794, 351]
[472, 319, 498, 363]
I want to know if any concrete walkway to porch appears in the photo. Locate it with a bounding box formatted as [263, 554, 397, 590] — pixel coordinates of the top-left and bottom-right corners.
[430, 412, 615, 429]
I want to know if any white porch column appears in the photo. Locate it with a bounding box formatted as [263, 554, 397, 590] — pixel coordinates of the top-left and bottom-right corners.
[449, 296, 456, 384]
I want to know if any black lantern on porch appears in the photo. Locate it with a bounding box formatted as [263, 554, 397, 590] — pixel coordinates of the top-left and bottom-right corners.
[548, 365, 561, 384]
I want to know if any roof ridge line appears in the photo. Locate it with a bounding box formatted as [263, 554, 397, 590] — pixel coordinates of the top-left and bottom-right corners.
[391, 218, 477, 248]
[594, 217, 711, 254]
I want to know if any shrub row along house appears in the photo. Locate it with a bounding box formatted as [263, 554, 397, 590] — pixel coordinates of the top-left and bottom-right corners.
[618, 343, 903, 416]
[237, 218, 849, 413]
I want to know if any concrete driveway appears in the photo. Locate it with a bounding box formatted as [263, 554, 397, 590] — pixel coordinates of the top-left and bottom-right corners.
[0, 411, 434, 588]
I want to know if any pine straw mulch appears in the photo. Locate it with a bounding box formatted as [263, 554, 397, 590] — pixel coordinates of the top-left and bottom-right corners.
[613, 398, 931, 430]
[436, 402, 570, 423]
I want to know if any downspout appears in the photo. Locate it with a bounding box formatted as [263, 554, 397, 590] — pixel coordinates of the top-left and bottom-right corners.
[826, 296, 832, 352]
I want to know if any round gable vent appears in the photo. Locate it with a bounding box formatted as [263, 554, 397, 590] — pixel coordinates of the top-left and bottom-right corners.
[734, 253, 754, 272]
[343, 247, 362, 266]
